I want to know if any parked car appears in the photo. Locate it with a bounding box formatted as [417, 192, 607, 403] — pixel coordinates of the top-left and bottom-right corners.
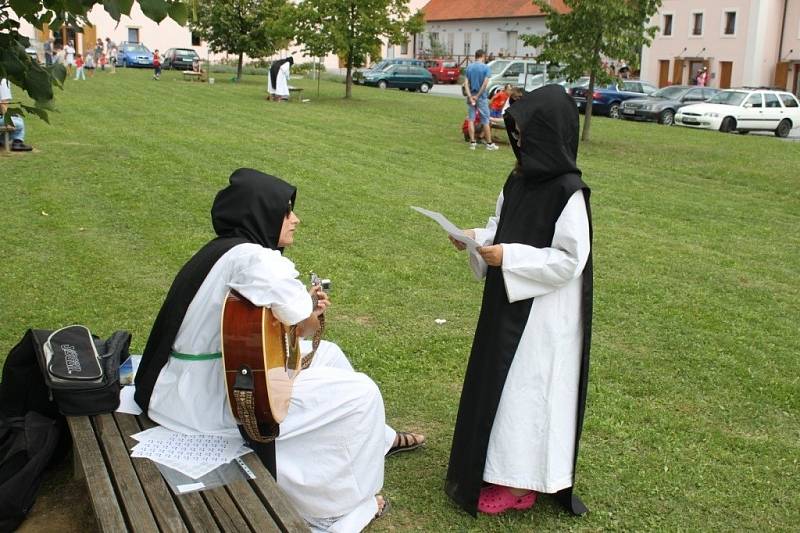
[361, 64, 434, 92]
[570, 80, 658, 118]
[162, 48, 199, 70]
[621, 85, 720, 125]
[675, 88, 800, 137]
[116, 43, 154, 68]
[486, 59, 548, 96]
[355, 58, 426, 84]
[424, 59, 460, 84]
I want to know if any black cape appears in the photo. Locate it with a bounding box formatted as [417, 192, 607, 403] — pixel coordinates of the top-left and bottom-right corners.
[269, 57, 294, 89]
[445, 84, 593, 516]
[134, 168, 297, 476]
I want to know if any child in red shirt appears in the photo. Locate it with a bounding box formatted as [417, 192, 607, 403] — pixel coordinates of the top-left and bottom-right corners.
[74, 54, 86, 80]
[153, 49, 161, 80]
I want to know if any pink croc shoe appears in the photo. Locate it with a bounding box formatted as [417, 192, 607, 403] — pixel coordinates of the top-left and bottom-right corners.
[477, 484, 537, 515]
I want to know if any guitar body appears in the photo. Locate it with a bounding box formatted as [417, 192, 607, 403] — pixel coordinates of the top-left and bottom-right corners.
[221, 290, 301, 441]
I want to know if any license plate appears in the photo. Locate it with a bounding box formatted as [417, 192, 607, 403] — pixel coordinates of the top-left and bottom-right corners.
[623, 108, 635, 114]
[683, 120, 699, 125]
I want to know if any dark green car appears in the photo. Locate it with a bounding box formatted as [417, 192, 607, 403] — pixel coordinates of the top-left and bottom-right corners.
[362, 64, 434, 93]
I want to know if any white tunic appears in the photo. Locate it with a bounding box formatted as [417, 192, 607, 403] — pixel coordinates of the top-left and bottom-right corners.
[469, 190, 590, 493]
[275, 62, 291, 97]
[147, 243, 395, 532]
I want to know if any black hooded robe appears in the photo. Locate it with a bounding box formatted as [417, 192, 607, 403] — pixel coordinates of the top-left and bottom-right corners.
[134, 168, 297, 475]
[269, 57, 294, 94]
[445, 85, 594, 517]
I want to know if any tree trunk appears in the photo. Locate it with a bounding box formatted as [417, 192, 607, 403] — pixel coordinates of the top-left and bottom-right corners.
[345, 47, 354, 99]
[236, 52, 244, 81]
[581, 69, 596, 142]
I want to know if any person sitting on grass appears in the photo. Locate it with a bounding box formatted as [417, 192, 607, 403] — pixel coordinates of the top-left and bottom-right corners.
[0, 78, 33, 152]
[489, 86, 524, 129]
[134, 168, 425, 532]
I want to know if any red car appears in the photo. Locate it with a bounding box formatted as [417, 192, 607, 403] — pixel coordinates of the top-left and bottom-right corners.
[425, 59, 460, 84]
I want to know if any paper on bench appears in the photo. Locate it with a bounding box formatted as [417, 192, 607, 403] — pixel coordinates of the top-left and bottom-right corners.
[411, 206, 481, 252]
[130, 426, 250, 479]
[116, 386, 143, 415]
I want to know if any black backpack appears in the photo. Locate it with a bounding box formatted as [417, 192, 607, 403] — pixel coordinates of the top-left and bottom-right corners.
[0, 412, 60, 532]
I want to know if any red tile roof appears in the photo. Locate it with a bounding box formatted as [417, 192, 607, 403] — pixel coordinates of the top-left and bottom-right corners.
[422, 0, 569, 22]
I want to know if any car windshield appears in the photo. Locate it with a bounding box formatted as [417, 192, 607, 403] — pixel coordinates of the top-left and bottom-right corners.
[176, 50, 198, 58]
[488, 60, 510, 75]
[652, 86, 690, 99]
[707, 91, 747, 106]
[443, 61, 457, 68]
[125, 45, 149, 53]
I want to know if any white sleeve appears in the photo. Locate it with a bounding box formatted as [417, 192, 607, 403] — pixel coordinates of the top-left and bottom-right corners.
[227, 247, 312, 326]
[500, 190, 590, 302]
[468, 190, 503, 279]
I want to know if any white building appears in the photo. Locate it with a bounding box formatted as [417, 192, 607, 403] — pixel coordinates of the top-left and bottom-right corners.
[418, 0, 569, 63]
[640, 0, 800, 92]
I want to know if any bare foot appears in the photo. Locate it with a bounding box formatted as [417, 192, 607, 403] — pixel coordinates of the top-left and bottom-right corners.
[374, 494, 389, 519]
[507, 486, 534, 497]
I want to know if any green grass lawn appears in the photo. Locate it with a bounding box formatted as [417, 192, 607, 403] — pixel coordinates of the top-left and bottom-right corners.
[2, 69, 799, 532]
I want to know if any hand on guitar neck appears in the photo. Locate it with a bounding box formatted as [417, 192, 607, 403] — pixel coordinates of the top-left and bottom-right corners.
[296, 282, 329, 338]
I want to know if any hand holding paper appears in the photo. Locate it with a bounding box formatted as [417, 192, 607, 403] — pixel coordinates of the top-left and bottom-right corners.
[411, 206, 481, 251]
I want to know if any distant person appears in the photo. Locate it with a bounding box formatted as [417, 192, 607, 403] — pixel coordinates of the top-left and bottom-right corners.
[105, 37, 115, 55]
[0, 78, 33, 151]
[152, 49, 162, 80]
[43, 39, 53, 66]
[109, 46, 117, 73]
[74, 53, 85, 80]
[489, 86, 523, 129]
[54, 46, 65, 66]
[268, 57, 294, 101]
[618, 63, 630, 79]
[99, 52, 108, 71]
[64, 40, 76, 74]
[462, 49, 499, 151]
[695, 66, 708, 87]
[84, 52, 95, 77]
[95, 38, 104, 61]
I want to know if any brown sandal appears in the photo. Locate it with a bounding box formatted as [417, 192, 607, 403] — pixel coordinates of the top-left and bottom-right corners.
[386, 431, 426, 457]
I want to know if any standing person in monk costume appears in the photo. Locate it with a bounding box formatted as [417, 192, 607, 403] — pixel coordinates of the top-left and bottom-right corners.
[134, 169, 424, 531]
[446, 84, 593, 517]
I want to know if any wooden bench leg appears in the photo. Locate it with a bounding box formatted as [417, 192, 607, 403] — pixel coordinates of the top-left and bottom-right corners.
[2, 130, 9, 153]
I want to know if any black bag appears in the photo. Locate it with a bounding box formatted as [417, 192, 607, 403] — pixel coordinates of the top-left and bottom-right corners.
[31, 326, 130, 416]
[0, 412, 60, 532]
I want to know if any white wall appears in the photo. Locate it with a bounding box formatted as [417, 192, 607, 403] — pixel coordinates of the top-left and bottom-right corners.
[422, 17, 547, 60]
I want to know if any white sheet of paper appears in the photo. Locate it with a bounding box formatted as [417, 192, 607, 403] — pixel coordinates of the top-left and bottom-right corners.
[117, 385, 143, 415]
[411, 206, 481, 251]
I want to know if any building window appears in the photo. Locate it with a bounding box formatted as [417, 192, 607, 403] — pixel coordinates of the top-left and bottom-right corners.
[663, 14, 673, 36]
[127, 27, 139, 43]
[724, 12, 736, 35]
[447, 33, 454, 55]
[191, 32, 201, 46]
[429, 32, 439, 48]
[481, 32, 489, 53]
[400, 40, 408, 55]
[463, 32, 471, 56]
[692, 13, 703, 36]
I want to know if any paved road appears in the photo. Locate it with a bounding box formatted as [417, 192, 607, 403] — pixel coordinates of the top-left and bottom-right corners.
[428, 83, 800, 140]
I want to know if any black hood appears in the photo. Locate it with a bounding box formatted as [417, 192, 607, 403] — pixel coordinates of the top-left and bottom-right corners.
[504, 84, 581, 183]
[211, 168, 296, 251]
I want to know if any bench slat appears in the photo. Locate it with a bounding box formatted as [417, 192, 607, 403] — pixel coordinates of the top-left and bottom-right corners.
[95, 414, 160, 533]
[67, 417, 128, 532]
[137, 415, 222, 532]
[115, 413, 190, 533]
[202, 486, 253, 532]
[224, 477, 281, 533]
[241, 453, 310, 532]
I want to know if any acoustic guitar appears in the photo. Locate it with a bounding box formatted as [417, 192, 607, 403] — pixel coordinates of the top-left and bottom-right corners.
[220, 278, 326, 443]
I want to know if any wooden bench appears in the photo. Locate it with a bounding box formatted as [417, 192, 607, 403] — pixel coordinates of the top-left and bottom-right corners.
[182, 71, 206, 82]
[1, 125, 14, 153]
[288, 87, 304, 102]
[67, 412, 309, 532]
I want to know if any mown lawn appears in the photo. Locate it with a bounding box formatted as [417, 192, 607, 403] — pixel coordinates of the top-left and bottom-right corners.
[2, 69, 798, 532]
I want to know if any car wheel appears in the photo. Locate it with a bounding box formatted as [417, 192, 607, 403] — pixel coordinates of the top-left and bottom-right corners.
[608, 103, 621, 119]
[659, 109, 675, 126]
[719, 116, 736, 133]
[378, 80, 388, 90]
[775, 119, 792, 138]
[419, 83, 431, 93]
